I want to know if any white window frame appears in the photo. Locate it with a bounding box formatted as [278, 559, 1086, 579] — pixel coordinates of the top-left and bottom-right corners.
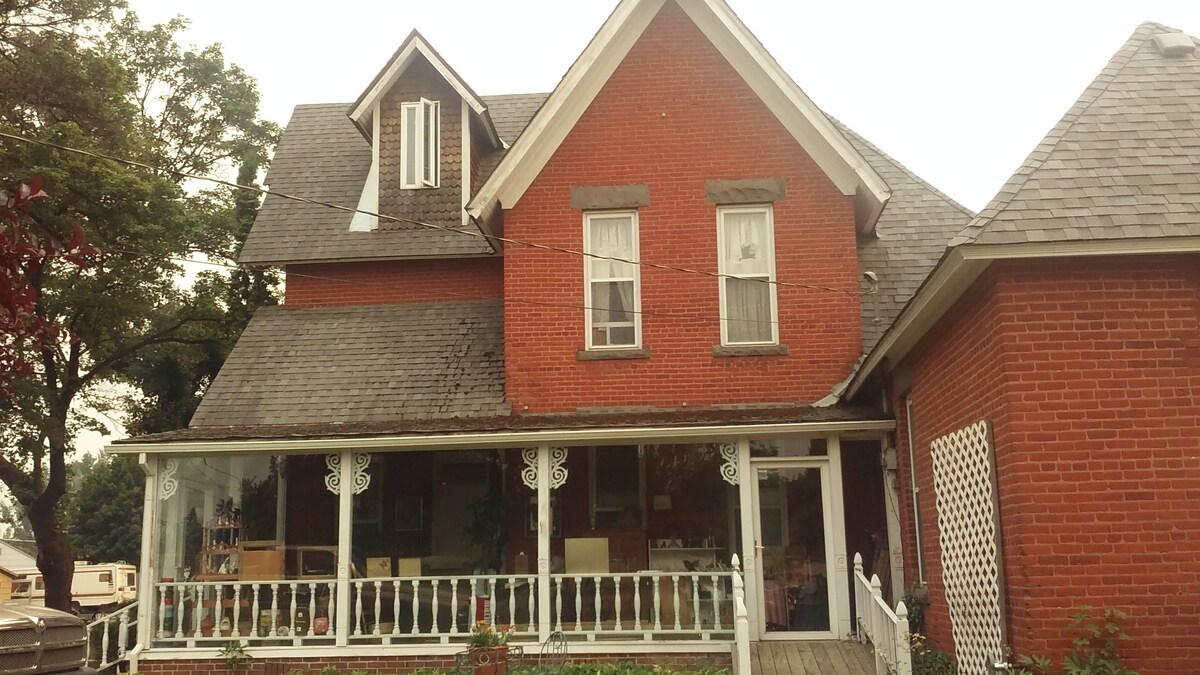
[583, 210, 642, 350]
[400, 98, 439, 189]
[717, 204, 778, 346]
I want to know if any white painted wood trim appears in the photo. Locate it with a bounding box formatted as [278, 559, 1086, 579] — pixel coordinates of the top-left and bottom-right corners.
[461, 99, 471, 227]
[136, 455, 158, 650]
[138, 641, 733, 660]
[735, 438, 758, 641]
[536, 444, 551, 641]
[466, 0, 889, 226]
[882, 441, 907, 604]
[466, 0, 665, 218]
[108, 420, 896, 455]
[846, 235, 1200, 399]
[349, 33, 500, 147]
[583, 210, 642, 350]
[826, 435, 852, 640]
[350, 108, 380, 232]
[336, 451, 354, 646]
[716, 205, 778, 347]
[675, 0, 889, 207]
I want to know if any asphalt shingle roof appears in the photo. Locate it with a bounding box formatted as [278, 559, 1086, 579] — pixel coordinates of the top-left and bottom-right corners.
[190, 301, 509, 427]
[239, 93, 545, 266]
[953, 22, 1200, 247]
[838, 121, 975, 350]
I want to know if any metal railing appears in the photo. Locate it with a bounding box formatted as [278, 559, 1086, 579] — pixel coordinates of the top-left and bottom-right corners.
[853, 552, 912, 675]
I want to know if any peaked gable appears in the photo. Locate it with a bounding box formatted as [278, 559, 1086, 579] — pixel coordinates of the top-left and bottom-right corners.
[953, 22, 1200, 247]
[348, 30, 501, 148]
[467, 0, 890, 232]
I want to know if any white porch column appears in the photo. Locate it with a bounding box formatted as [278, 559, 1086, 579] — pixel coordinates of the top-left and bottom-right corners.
[882, 441, 907, 605]
[335, 451, 354, 646]
[827, 435, 852, 639]
[734, 437, 760, 641]
[536, 444, 551, 641]
[136, 453, 159, 650]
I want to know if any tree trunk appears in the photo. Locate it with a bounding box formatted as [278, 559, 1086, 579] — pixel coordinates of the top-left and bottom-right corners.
[29, 499, 74, 611]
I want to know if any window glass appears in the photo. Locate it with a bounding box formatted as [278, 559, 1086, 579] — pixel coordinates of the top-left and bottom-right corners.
[34, 577, 43, 590]
[99, 572, 112, 583]
[585, 213, 639, 348]
[422, 99, 439, 186]
[719, 207, 776, 345]
[402, 104, 419, 187]
[591, 446, 642, 529]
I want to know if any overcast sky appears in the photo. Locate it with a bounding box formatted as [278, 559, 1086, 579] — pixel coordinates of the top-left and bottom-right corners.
[81, 0, 1200, 453]
[121, 0, 1200, 212]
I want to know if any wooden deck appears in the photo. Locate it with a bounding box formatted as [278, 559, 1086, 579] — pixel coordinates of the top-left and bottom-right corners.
[750, 640, 876, 675]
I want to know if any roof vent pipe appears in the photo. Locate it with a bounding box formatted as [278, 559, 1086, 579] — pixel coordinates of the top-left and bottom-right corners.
[1151, 32, 1196, 58]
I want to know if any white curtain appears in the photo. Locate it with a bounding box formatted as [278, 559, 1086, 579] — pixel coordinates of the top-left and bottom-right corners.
[588, 216, 636, 345]
[721, 211, 772, 343]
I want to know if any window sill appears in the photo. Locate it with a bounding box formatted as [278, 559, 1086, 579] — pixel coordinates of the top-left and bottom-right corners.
[576, 348, 651, 361]
[712, 344, 789, 357]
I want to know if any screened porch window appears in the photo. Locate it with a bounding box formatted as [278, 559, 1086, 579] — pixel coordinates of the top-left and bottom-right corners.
[400, 98, 439, 188]
[584, 212, 640, 349]
[718, 205, 777, 345]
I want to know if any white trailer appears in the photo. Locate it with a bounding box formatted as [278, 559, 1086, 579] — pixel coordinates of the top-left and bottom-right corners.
[9, 562, 137, 617]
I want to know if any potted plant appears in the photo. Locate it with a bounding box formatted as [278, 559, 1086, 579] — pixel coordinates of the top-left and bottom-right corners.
[465, 621, 515, 675]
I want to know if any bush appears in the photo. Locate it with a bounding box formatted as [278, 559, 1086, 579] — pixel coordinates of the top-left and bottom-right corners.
[911, 633, 957, 675]
[1015, 606, 1138, 675]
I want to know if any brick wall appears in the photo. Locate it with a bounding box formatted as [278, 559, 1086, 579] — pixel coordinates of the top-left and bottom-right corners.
[503, 1, 861, 412]
[896, 254, 1200, 674]
[137, 651, 731, 674]
[285, 258, 503, 307]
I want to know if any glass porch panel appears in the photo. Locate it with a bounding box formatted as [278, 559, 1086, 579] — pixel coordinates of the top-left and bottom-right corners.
[757, 467, 830, 633]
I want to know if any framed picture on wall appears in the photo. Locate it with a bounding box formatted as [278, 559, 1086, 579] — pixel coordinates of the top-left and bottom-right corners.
[395, 496, 423, 532]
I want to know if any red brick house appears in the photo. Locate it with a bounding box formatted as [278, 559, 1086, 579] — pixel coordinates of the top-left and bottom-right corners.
[106, 2, 1198, 674]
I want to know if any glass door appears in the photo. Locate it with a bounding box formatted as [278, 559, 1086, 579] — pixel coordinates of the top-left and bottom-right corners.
[752, 462, 835, 638]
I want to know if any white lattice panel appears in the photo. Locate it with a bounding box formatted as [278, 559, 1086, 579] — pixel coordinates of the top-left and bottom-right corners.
[929, 420, 1005, 675]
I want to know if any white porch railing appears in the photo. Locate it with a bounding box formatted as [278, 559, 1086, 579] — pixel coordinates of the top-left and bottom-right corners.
[731, 556, 750, 675]
[546, 570, 735, 640]
[87, 602, 138, 671]
[348, 575, 538, 643]
[153, 570, 736, 648]
[853, 553, 912, 675]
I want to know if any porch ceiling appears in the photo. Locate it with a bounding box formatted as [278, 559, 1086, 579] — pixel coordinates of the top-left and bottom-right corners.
[111, 402, 891, 449]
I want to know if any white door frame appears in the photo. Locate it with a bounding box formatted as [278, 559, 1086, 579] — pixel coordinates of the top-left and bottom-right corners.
[747, 434, 849, 640]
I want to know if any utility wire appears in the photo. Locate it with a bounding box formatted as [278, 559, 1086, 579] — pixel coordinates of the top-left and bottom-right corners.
[113, 247, 790, 328]
[0, 130, 861, 298]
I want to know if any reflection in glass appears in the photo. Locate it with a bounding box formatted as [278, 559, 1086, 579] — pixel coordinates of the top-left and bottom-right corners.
[757, 467, 830, 633]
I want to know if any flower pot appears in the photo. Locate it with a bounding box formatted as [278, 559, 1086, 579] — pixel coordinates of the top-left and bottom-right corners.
[469, 646, 508, 675]
[200, 615, 215, 637]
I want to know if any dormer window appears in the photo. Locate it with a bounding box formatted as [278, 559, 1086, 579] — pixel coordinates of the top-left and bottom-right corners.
[401, 98, 440, 188]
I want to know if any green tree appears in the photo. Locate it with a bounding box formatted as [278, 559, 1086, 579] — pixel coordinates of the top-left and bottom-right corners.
[66, 455, 142, 563]
[0, 6, 277, 609]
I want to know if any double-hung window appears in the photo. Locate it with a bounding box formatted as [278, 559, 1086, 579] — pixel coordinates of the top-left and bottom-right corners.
[400, 98, 439, 188]
[584, 211, 641, 349]
[717, 205, 777, 345]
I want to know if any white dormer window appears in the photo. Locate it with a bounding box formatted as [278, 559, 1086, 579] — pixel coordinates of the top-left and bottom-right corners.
[400, 98, 439, 188]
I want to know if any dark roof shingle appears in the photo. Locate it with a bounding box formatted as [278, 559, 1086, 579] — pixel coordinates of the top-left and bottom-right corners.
[190, 301, 509, 427]
[953, 22, 1200, 246]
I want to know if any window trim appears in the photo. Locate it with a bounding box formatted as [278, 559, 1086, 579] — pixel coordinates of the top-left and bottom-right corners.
[400, 98, 440, 189]
[716, 204, 778, 346]
[583, 210, 642, 350]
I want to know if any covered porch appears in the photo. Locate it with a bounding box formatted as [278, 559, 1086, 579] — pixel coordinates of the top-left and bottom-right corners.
[119, 417, 901, 665]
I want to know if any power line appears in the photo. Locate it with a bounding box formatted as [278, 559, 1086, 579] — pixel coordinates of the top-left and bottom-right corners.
[112, 248, 791, 328]
[0, 130, 861, 298]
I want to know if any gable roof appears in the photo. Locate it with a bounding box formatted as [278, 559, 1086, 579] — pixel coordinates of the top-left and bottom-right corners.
[190, 301, 510, 427]
[348, 30, 501, 149]
[239, 94, 546, 266]
[952, 22, 1200, 247]
[846, 21, 1200, 399]
[466, 0, 890, 233]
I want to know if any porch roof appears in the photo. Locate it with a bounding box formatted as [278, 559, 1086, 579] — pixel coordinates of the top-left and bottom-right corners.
[110, 402, 890, 449]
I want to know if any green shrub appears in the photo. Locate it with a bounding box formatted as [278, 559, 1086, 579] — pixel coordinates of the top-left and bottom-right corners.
[911, 633, 957, 675]
[1015, 606, 1138, 675]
